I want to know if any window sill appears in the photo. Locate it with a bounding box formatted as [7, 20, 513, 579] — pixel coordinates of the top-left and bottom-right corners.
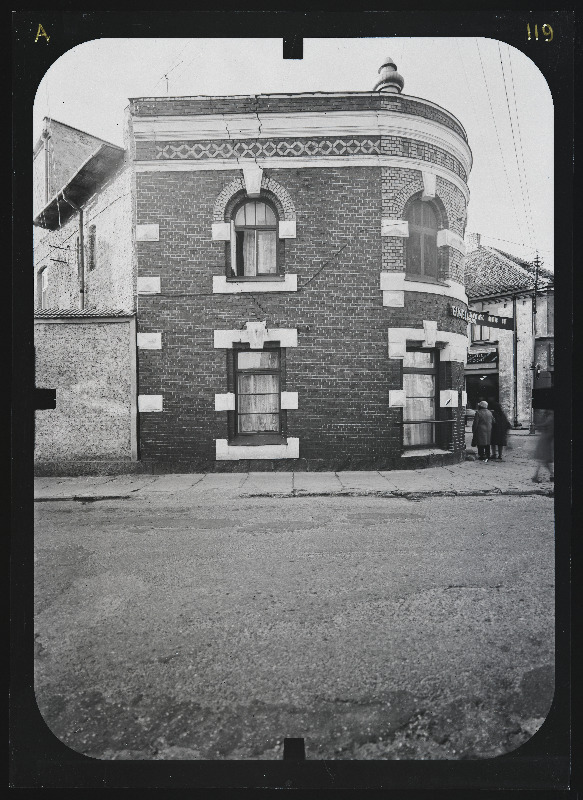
[216, 437, 300, 460]
[404, 275, 449, 287]
[213, 275, 298, 293]
[227, 274, 285, 282]
[229, 434, 287, 447]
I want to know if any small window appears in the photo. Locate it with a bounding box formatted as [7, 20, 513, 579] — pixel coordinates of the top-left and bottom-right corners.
[406, 200, 438, 279]
[471, 323, 490, 342]
[235, 349, 281, 434]
[37, 267, 49, 309]
[402, 347, 438, 448]
[231, 200, 278, 277]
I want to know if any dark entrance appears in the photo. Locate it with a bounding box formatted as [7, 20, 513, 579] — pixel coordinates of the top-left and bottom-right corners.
[465, 373, 499, 410]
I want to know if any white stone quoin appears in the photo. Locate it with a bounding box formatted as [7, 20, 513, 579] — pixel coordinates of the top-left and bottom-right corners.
[138, 394, 163, 412]
[278, 220, 297, 239]
[216, 437, 300, 460]
[211, 222, 231, 241]
[382, 290, 405, 308]
[280, 392, 299, 410]
[388, 390, 407, 408]
[436, 229, 466, 255]
[423, 320, 438, 347]
[136, 224, 160, 241]
[381, 219, 409, 237]
[137, 332, 162, 349]
[440, 389, 459, 408]
[137, 276, 161, 294]
[214, 392, 235, 411]
[461, 391, 468, 406]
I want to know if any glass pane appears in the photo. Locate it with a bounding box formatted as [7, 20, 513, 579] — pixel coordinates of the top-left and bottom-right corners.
[422, 203, 437, 229]
[404, 372, 435, 398]
[245, 202, 256, 226]
[265, 205, 276, 225]
[238, 373, 279, 396]
[404, 422, 434, 446]
[403, 396, 434, 421]
[257, 231, 277, 274]
[412, 201, 422, 225]
[237, 351, 279, 370]
[407, 232, 421, 274]
[243, 230, 256, 276]
[255, 202, 266, 225]
[423, 233, 437, 277]
[238, 393, 279, 414]
[238, 413, 280, 433]
[235, 206, 246, 226]
[403, 350, 434, 368]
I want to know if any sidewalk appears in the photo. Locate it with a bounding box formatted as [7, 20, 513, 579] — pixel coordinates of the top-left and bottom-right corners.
[34, 430, 553, 502]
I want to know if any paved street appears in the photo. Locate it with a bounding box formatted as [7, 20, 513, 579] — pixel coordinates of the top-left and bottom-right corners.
[34, 431, 554, 761]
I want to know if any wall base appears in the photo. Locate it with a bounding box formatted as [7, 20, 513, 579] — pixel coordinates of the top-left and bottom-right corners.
[35, 450, 465, 476]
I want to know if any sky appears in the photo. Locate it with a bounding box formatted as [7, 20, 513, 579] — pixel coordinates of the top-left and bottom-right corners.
[33, 37, 554, 270]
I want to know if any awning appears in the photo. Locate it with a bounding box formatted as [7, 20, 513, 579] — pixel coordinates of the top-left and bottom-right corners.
[33, 143, 125, 230]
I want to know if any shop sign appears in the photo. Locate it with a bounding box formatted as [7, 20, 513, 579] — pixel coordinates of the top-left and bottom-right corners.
[450, 304, 514, 330]
[467, 351, 498, 364]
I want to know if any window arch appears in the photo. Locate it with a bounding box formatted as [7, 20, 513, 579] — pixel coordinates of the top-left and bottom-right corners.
[406, 199, 438, 279]
[230, 199, 279, 277]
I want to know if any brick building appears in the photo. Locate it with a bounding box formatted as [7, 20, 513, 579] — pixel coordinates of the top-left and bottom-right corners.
[34, 57, 473, 473]
[464, 233, 554, 428]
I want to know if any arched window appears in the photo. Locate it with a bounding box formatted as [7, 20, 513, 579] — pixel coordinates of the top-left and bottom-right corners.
[37, 266, 49, 309]
[231, 200, 278, 277]
[406, 200, 438, 279]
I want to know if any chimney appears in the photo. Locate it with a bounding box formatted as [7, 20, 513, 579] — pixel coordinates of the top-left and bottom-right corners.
[373, 56, 404, 94]
[465, 232, 481, 253]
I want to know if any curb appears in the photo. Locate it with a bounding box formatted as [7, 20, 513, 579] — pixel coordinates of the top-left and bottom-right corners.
[35, 488, 554, 502]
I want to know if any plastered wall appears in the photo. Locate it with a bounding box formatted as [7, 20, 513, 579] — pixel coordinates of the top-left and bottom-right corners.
[34, 320, 135, 462]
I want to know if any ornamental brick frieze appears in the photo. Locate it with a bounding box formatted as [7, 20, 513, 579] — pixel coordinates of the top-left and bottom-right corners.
[150, 137, 381, 160]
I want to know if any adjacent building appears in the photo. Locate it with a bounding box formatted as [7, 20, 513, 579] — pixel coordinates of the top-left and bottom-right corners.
[34, 58, 473, 474]
[464, 233, 554, 428]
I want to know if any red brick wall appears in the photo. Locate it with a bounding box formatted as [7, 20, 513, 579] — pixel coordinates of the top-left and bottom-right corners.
[135, 163, 467, 470]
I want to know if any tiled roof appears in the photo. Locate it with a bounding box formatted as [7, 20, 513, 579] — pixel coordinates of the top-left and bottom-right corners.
[35, 308, 134, 318]
[465, 246, 554, 300]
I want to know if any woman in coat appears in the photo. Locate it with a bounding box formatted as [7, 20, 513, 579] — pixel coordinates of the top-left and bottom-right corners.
[490, 401, 512, 461]
[472, 400, 494, 461]
[532, 409, 554, 482]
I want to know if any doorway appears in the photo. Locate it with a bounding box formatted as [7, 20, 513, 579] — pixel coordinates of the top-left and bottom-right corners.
[465, 373, 499, 410]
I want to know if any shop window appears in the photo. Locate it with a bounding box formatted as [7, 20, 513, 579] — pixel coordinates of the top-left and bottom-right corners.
[235, 348, 281, 436]
[402, 347, 438, 447]
[406, 200, 438, 279]
[471, 323, 490, 342]
[230, 200, 278, 278]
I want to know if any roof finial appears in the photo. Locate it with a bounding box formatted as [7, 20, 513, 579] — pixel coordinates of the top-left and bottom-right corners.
[373, 56, 404, 94]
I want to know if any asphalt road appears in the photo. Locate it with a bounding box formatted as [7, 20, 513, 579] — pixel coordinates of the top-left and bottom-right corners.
[34, 493, 554, 760]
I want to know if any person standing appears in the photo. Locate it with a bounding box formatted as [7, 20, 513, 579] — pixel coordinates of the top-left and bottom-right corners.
[472, 400, 494, 462]
[490, 401, 512, 461]
[532, 409, 554, 482]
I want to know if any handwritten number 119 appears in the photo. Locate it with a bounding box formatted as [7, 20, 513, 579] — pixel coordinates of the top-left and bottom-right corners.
[527, 23, 553, 41]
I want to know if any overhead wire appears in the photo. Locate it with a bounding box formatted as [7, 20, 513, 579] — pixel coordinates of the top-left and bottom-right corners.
[474, 39, 529, 248]
[149, 40, 195, 95]
[454, 39, 506, 217]
[497, 41, 536, 251]
[505, 42, 544, 264]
